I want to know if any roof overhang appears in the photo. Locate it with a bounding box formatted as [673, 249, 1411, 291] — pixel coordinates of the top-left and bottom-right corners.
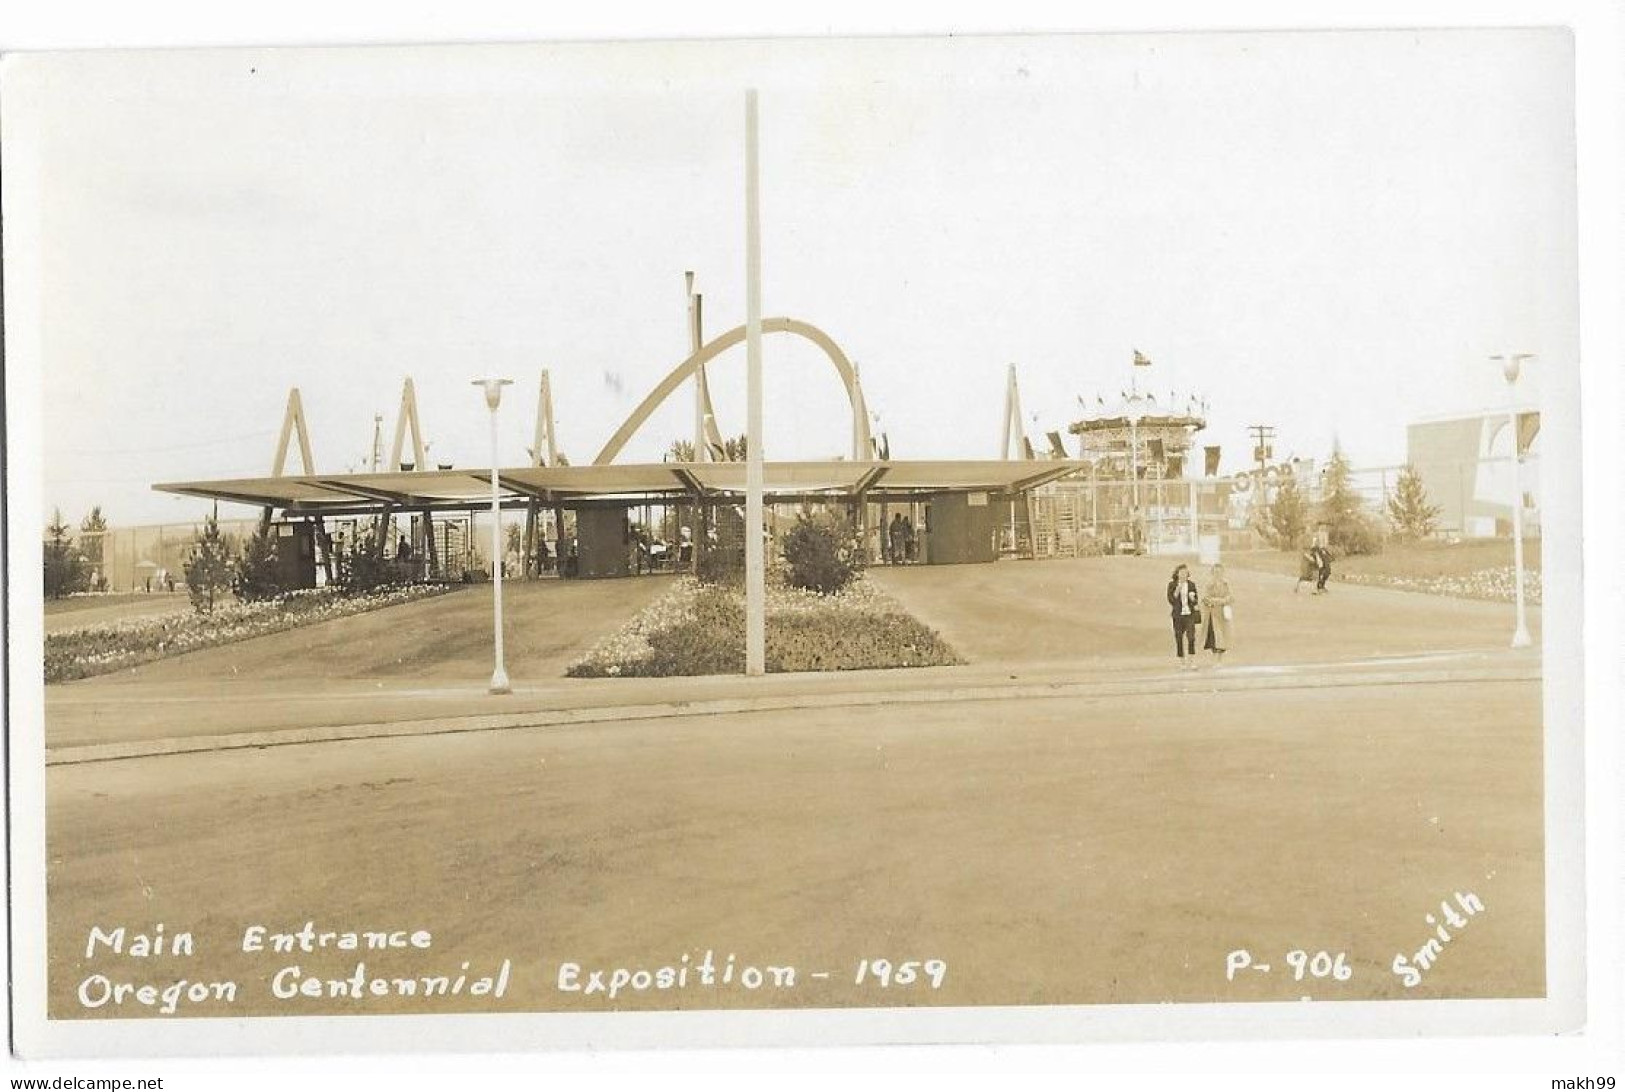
[155, 459, 1092, 515]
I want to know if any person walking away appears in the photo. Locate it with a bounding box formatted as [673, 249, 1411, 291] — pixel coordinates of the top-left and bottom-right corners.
[1167, 564, 1201, 669]
[902, 515, 916, 563]
[888, 513, 907, 566]
[1295, 545, 1318, 594]
[1314, 544, 1333, 594]
[1202, 563, 1236, 665]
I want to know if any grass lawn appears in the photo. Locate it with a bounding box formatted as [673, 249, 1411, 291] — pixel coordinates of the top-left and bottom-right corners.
[1221, 538, 1540, 580]
[44, 591, 187, 615]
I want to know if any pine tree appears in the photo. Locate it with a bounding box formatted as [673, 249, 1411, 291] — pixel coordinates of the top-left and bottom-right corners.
[1265, 476, 1310, 549]
[184, 505, 234, 614]
[79, 506, 108, 587]
[1386, 464, 1442, 541]
[42, 508, 86, 599]
[233, 521, 283, 602]
[1320, 446, 1383, 555]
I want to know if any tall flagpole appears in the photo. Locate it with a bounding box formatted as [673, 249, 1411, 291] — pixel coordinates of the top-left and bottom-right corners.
[744, 90, 766, 676]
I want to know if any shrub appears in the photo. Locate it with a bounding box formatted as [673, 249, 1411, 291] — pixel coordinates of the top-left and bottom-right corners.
[346, 547, 404, 592]
[565, 575, 962, 678]
[640, 587, 745, 676]
[695, 545, 744, 586]
[233, 522, 283, 602]
[765, 611, 959, 672]
[781, 510, 863, 595]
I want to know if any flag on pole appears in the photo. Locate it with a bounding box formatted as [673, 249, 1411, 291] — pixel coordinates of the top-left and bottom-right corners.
[1133, 349, 1152, 367]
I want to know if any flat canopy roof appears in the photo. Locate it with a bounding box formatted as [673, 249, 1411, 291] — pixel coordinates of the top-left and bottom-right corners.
[154, 459, 1089, 516]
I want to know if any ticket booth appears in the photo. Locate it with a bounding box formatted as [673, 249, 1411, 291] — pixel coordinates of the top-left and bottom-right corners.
[271, 521, 318, 590]
[574, 506, 633, 578]
[923, 491, 999, 565]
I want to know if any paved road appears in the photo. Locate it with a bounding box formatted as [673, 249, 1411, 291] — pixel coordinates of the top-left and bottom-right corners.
[45, 676, 1543, 1018]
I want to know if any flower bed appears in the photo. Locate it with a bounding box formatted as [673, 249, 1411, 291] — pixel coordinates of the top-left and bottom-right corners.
[1340, 566, 1542, 605]
[567, 576, 961, 678]
[45, 584, 459, 683]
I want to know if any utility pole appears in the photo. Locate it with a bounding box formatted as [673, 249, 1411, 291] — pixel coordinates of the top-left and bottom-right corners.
[1248, 424, 1277, 473]
[1249, 423, 1278, 524]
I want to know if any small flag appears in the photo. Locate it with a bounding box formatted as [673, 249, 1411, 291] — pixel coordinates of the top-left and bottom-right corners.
[1133, 349, 1152, 367]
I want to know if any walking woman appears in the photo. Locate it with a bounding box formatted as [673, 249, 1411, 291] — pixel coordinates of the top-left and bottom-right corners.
[1201, 562, 1236, 665]
[1294, 545, 1318, 594]
[1167, 564, 1201, 669]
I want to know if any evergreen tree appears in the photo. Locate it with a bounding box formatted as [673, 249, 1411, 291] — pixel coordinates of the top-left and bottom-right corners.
[184, 505, 234, 614]
[79, 506, 108, 587]
[1386, 464, 1442, 541]
[233, 520, 283, 602]
[667, 439, 697, 462]
[43, 508, 86, 599]
[1265, 476, 1310, 549]
[1320, 446, 1383, 555]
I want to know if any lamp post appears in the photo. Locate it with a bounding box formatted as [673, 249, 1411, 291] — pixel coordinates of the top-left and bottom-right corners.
[474, 378, 514, 693]
[1490, 354, 1534, 649]
[1124, 394, 1147, 555]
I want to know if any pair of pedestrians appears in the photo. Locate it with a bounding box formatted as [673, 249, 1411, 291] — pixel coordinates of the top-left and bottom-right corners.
[1167, 563, 1235, 669]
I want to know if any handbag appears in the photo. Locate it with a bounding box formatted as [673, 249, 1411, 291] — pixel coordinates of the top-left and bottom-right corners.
[1222, 604, 1234, 622]
[1190, 607, 1202, 624]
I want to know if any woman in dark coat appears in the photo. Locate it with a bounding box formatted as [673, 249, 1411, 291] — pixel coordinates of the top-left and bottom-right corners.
[1167, 564, 1201, 669]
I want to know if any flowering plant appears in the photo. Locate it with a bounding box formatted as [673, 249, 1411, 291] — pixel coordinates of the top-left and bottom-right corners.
[568, 572, 959, 678]
[46, 583, 456, 683]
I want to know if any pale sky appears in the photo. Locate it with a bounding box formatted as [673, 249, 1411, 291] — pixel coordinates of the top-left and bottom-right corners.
[16, 29, 1576, 527]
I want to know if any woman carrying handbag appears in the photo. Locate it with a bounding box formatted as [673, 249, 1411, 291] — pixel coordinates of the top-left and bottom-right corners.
[1201, 563, 1236, 666]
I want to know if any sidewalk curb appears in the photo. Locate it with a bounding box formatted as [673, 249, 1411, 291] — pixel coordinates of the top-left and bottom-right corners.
[46, 662, 1541, 767]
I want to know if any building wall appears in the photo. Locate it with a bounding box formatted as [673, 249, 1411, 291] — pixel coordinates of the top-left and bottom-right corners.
[1407, 413, 1541, 537]
[925, 492, 998, 565]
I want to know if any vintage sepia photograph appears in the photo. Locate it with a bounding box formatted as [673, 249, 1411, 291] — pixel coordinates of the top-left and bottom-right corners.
[3, 25, 1592, 1060]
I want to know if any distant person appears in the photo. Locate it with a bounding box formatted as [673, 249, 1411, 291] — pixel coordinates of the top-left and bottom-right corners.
[164, 571, 175, 594]
[1166, 563, 1201, 669]
[1201, 563, 1236, 665]
[1314, 545, 1333, 594]
[1294, 546, 1318, 594]
[888, 513, 908, 565]
[902, 515, 917, 562]
[397, 535, 413, 562]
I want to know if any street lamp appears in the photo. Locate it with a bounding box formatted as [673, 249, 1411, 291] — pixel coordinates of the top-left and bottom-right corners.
[1490, 354, 1534, 649]
[473, 378, 514, 693]
[1123, 391, 1148, 554]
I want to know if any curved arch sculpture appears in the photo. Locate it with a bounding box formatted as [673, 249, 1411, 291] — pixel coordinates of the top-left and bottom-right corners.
[593, 317, 872, 465]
